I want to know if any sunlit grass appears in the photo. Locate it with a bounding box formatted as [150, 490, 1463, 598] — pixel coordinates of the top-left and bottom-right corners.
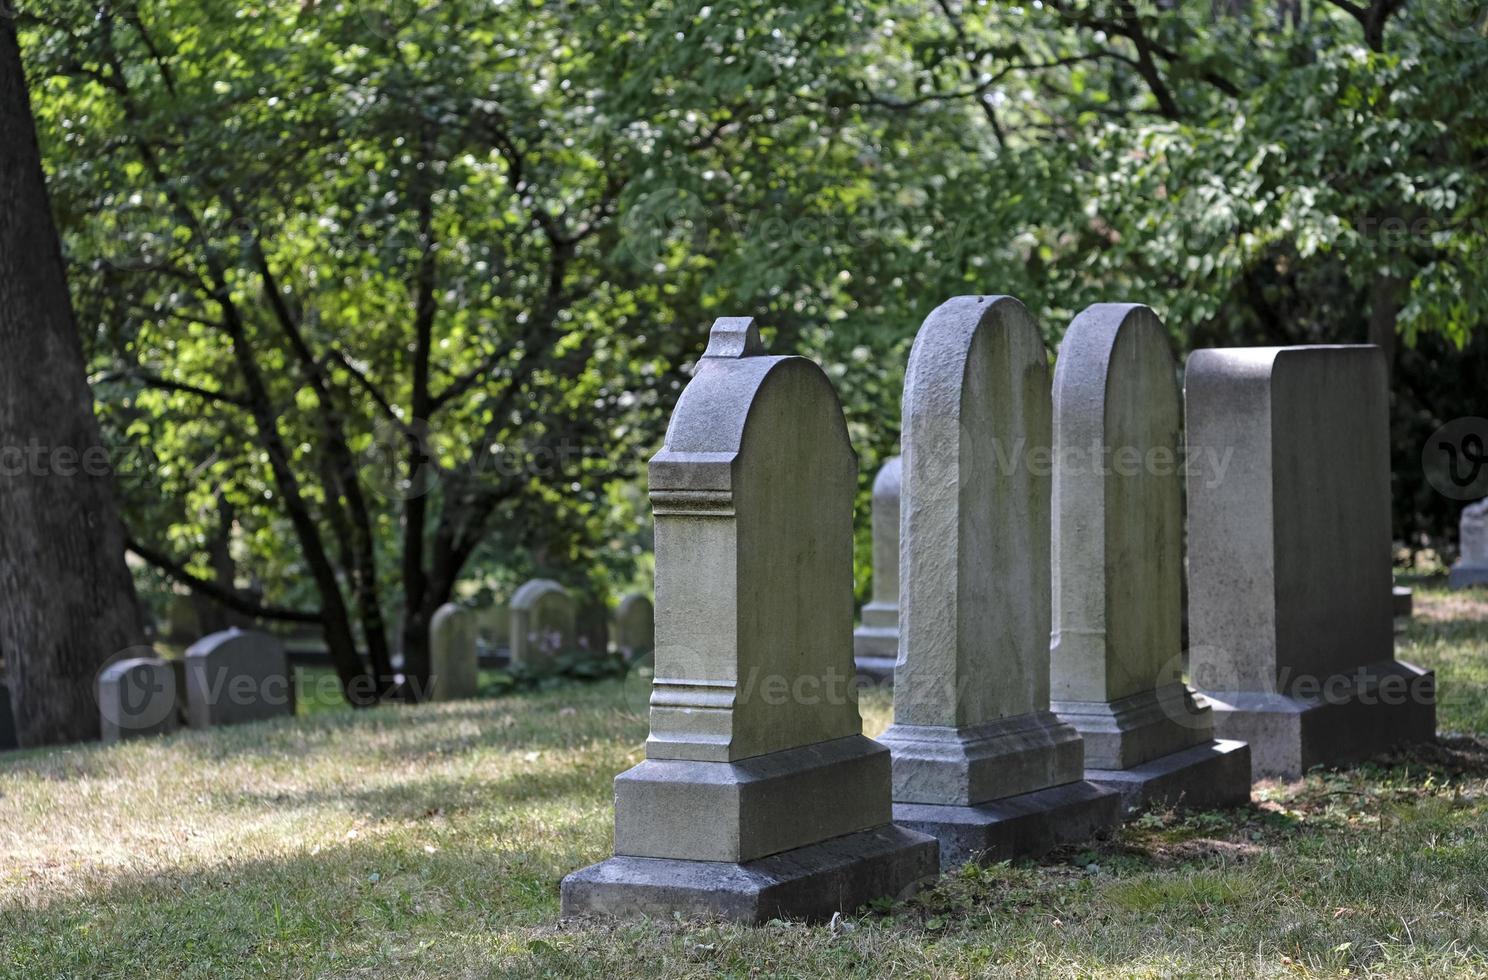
[0, 581, 1483, 977]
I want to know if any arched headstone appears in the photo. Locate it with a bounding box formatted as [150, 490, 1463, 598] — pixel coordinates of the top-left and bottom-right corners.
[1050, 304, 1250, 811]
[880, 296, 1118, 867]
[428, 603, 479, 701]
[98, 655, 179, 743]
[613, 593, 654, 660]
[1450, 498, 1488, 589]
[852, 456, 901, 683]
[508, 579, 576, 669]
[1186, 345, 1435, 777]
[183, 629, 293, 728]
[561, 316, 936, 922]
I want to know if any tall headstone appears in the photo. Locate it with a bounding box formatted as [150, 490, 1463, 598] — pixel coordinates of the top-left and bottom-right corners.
[1186, 346, 1436, 777]
[561, 317, 937, 922]
[1050, 304, 1251, 811]
[0, 682, 19, 751]
[613, 593, 655, 660]
[183, 629, 294, 728]
[98, 656, 179, 743]
[878, 296, 1119, 868]
[853, 456, 901, 683]
[428, 603, 479, 701]
[1450, 498, 1488, 589]
[508, 579, 576, 669]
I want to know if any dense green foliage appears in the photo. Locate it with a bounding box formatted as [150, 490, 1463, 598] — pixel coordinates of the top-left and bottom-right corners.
[18, 0, 1487, 698]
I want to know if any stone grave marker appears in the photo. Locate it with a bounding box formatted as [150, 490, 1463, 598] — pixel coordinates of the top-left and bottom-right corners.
[183, 629, 294, 728]
[1186, 345, 1436, 777]
[879, 296, 1119, 868]
[1050, 304, 1251, 810]
[1450, 498, 1488, 589]
[508, 579, 576, 669]
[429, 603, 479, 701]
[98, 655, 179, 743]
[561, 316, 937, 922]
[613, 593, 654, 660]
[853, 456, 901, 683]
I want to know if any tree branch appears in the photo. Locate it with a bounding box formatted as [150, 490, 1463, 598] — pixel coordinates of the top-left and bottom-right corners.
[127, 536, 322, 624]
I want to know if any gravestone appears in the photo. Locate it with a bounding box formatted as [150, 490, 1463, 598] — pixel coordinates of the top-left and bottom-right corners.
[1050, 304, 1251, 811]
[561, 317, 937, 922]
[879, 296, 1119, 869]
[183, 629, 294, 728]
[508, 579, 576, 669]
[577, 597, 611, 657]
[1393, 586, 1414, 619]
[98, 656, 179, 743]
[428, 603, 479, 701]
[853, 456, 901, 684]
[613, 593, 655, 660]
[1186, 346, 1436, 778]
[1450, 498, 1488, 589]
[473, 603, 510, 661]
[0, 682, 17, 751]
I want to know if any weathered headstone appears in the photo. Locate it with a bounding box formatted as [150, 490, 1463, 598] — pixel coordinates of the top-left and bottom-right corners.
[1050, 304, 1251, 811]
[1393, 586, 1414, 619]
[1450, 498, 1488, 589]
[508, 579, 576, 669]
[561, 317, 937, 922]
[1186, 345, 1436, 778]
[853, 456, 901, 683]
[98, 656, 179, 743]
[0, 682, 18, 751]
[428, 603, 479, 701]
[879, 296, 1119, 868]
[183, 629, 294, 728]
[613, 593, 654, 660]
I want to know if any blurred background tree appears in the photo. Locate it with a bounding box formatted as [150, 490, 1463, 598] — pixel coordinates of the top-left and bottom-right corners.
[19, 0, 1486, 702]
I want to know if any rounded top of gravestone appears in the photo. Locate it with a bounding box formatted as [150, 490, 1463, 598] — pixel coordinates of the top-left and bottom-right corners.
[650, 316, 855, 493]
[430, 602, 470, 628]
[510, 578, 568, 611]
[97, 651, 169, 684]
[616, 592, 653, 616]
[872, 455, 902, 501]
[1055, 303, 1175, 391]
[185, 628, 284, 660]
[1186, 344, 1385, 388]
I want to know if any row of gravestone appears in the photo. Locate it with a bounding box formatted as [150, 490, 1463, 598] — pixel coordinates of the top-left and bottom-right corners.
[559, 304, 1438, 924]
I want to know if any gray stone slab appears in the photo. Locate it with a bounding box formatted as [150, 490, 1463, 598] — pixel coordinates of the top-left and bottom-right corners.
[1085, 738, 1252, 814]
[1051, 683, 1209, 772]
[183, 629, 293, 728]
[428, 603, 479, 701]
[1185, 346, 1435, 773]
[893, 779, 1121, 870]
[614, 735, 891, 863]
[614, 593, 655, 659]
[561, 823, 938, 924]
[854, 456, 901, 684]
[97, 656, 179, 743]
[1392, 586, 1413, 619]
[881, 711, 1082, 806]
[508, 579, 575, 669]
[1205, 660, 1436, 779]
[1451, 499, 1488, 590]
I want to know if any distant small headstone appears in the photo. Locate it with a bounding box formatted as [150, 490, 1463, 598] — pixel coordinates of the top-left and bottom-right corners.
[853, 456, 901, 683]
[98, 656, 179, 743]
[1450, 498, 1488, 589]
[428, 603, 479, 701]
[1186, 345, 1435, 777]
[508, 579, 576, 669]
[0, 682, 17, 751]
[183, 629, 294, 728]
[1051, 304, 1251, 811]
[613, 593, 654, 659]
[561, 316, 936, 922]
[473, 603, 510, 657]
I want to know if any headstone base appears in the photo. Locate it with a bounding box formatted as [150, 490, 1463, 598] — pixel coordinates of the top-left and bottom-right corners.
[560, 823, 938, 924]
[879, 711, 1082, 805]
[1392, 586, 1413, 618]
[1202, 661, 1436, 779]
[1053, 683, 1211, 771]
[893, 780, 1120, 871]
[1449, 563, 1488, 590]
[1084, 739, 1252, 815]
[852, 624, 897, 686]
[615, 735, 892, 863]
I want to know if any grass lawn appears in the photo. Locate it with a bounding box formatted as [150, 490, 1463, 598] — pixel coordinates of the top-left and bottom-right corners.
[1, 580, 1486, 979]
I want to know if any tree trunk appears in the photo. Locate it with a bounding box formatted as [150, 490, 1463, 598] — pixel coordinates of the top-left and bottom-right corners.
[0, 21, 146, 746]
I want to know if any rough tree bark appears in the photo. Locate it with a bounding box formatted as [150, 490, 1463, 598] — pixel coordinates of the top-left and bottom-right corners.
[0, 20, 147, 746]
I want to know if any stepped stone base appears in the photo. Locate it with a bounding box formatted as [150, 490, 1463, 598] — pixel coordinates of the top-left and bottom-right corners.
[893, 780, 1120, 870]
[560, 824, 939, 923]
[1084, 739, 1252, 814]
